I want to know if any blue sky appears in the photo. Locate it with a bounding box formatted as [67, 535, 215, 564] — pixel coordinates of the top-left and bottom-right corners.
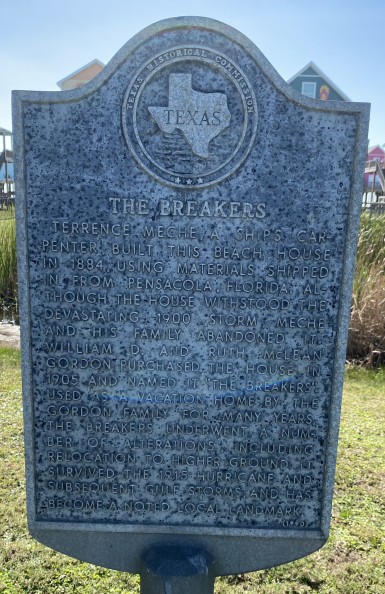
[1, 0, 383, 148]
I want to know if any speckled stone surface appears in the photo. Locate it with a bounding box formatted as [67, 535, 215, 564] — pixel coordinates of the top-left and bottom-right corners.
[13, 17, 369, 576]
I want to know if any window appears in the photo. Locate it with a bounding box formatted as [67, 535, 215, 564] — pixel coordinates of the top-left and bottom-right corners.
[301, 82, 316, 98]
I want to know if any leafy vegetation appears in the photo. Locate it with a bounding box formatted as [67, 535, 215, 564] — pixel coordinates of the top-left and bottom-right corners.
[348, 213, 385, 365]
[355, 212, 385, 274]
[0, 349, 384, 593]
[0, 205, 15, 222]
[0, 212, 17, 305]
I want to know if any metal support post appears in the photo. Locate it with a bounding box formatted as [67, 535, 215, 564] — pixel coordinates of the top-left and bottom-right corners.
[140, 545, 215, 594]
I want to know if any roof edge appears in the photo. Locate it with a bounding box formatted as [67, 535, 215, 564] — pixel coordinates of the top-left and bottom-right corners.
[57, 59, 105, 88]
[287, 61, 351, 101]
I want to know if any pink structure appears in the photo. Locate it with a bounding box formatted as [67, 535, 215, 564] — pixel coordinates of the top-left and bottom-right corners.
[364, 145, 385, 190]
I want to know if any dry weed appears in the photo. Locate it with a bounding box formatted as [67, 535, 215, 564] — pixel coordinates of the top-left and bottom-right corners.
[348, 263, 385, 366]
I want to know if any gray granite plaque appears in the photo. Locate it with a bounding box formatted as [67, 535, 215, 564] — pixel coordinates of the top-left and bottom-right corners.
[13, 17, 369, 577]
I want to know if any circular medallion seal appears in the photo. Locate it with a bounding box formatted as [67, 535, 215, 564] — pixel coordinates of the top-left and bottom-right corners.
[122, 46, 258, 188]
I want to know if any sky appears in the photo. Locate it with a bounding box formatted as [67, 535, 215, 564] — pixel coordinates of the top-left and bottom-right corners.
[1, 0, 383, 149]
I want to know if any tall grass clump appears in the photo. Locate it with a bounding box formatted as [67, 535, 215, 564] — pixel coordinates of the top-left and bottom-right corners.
[0, 214, 17, 303]
[348, 211, 385, 365]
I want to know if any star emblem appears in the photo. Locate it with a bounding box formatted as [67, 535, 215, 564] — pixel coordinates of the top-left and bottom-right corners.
[186, 179, 193, 185]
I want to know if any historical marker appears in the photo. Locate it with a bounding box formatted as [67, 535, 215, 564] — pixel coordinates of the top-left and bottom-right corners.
[13, 16, 369, 589]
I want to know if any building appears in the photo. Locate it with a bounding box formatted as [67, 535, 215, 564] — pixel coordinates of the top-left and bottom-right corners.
[57, 59, 105, 91]
[287, 62, 350, 101]
[366, 145, 385, 165]
[364, 146, 385, 197]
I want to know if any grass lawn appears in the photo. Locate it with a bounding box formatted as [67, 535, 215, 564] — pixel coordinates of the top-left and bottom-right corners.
[0, 348, 384, 593]
[0, 205, 15, 221]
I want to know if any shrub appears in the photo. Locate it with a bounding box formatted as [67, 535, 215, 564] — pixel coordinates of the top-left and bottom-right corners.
[347, 213, 385, 365]
[0, 214, 17, 303]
